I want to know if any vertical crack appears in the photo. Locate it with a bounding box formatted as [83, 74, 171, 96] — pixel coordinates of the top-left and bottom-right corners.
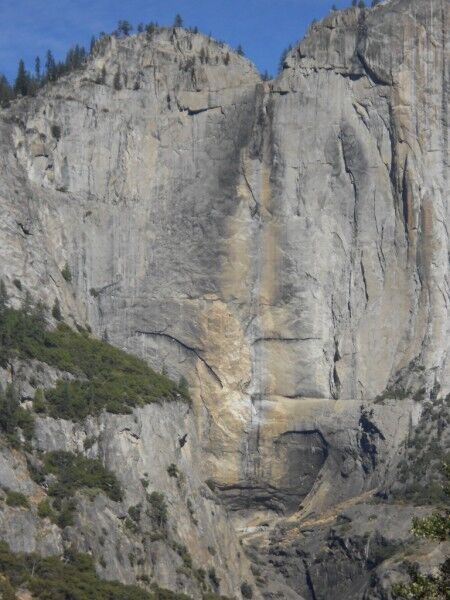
[303, 560, 318, 600]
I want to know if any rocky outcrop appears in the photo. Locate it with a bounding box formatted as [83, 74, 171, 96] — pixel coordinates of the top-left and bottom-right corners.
[241, 395, 450, 600]
[0, 0, 448, 598]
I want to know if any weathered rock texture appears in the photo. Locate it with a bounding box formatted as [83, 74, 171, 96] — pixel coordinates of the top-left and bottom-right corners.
[0, 0, 448, 598]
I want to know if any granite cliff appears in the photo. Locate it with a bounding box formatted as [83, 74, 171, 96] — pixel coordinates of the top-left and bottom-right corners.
[0, 0, 448, 598]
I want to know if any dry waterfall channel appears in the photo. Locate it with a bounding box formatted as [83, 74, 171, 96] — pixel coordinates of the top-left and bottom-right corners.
[0, 0, 449, 599]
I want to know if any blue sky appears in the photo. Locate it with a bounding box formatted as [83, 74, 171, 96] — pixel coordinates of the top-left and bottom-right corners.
[0, 0, 352, 82]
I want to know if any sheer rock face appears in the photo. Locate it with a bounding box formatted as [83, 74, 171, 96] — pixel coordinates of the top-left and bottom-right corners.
[0, 398, 259, 598]
[275, 0, 450, 405]
[0, 0, 448, 597]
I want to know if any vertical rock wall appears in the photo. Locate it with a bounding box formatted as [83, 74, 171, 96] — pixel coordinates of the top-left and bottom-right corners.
[0, 0, 448, 545]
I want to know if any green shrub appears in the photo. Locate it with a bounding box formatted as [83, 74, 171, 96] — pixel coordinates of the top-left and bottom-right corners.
[0, 384, 35, 443]
[124, 517, 139, 533]
[172, 542, 192, 570]
[241, 582, 253, 599]
[37, 498, 56, 520]
[393, 561, 449, 600]
[33, 388, 47, 414]
[83, 435, 96, 450]
[56, 499, 77, 528]
[43, 450, 123, 502]
[411, 512, 450, 541]
[61, 262, 72, 283]
[5, 489, 29, 508]
[51, 125, 62, 140]
[128, 503, 142, 523]
[187, 499, 198, 525]
[167, 463, 179, 478]
[208, 567, 220, 589]
[0, 578, 16, 600]
[178, 376, 189, 396]
[52, 298, 62, 321]
[15, 406, 35, 440]
[195, 567, 206, 585]
[147, 491, 168, 528]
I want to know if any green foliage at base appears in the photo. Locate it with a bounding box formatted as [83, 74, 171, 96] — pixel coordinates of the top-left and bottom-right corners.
[0, 542, 153, 599]
[392, 462, 449, 599]
[0, 295, 189, 422]
[393, 560, 449, 600]
[0, 542, 223, 600]
[409, 462, 450, 541]
[0, 578, 15, 600]
[393, 400, 450, 505]
[411, 512, 450, 541]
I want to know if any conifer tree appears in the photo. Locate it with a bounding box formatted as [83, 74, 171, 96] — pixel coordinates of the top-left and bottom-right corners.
[173, 14, 183, 28]
[145, 22, 157, 35]
[0, 280, 8, 312]
[45, 50, 56, 82]
[52, 298, 62, 321]
[34, 56, 41, 82]
[117, 20, 132, 37]
[113, 68, 122, 91]
[0, 75, 12, 107]
[278, 44, 293, 73]
[14, 60, 29, 96]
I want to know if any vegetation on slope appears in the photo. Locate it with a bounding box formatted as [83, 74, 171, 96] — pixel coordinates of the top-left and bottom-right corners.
[0, 286, 188, 422]
[392, 398, 449, 505]
[0, 541, 233, 600]
[0, 13, 248, 108]
[0, 285, 231, 598]
[0, 383, 34, 444]
[42, 450, 123, 502]
[392, 463, 450, 600]
[31, 450, 123, 527]
[0, 542, 192, 600]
